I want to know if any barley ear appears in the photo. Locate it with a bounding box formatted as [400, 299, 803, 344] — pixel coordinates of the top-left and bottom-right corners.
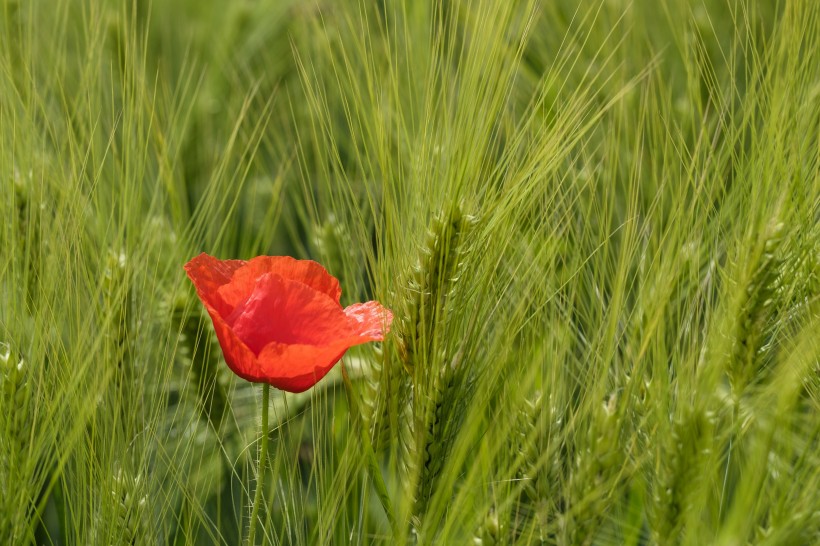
[396, 204, 478, 376]
[111, 465, 148, 545]
[726, 217, 786, 394]
[648, 404, 715, 544]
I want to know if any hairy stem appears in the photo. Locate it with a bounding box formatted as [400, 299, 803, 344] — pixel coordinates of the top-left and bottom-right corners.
[247, 383, 270, 545]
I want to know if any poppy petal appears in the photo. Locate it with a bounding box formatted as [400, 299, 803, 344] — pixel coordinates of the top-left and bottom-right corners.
[344, 301, 393, 340]
[229, 273, 352, 353]
[217, 256, 341, 311]
[204, 301, 269, 383]
[256, 342, 350, 392]
[184, 253, 247, 318]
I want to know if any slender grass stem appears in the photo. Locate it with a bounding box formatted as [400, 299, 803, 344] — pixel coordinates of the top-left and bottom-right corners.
[248, 383, 270, 545]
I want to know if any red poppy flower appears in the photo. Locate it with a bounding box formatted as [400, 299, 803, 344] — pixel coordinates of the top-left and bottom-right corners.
[184, 253, 392, 392]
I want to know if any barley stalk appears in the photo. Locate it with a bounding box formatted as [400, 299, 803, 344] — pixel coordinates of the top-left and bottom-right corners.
[311, 213, 349, 289]
[396, 204, 477, 376]
[473, 507, 501, 546]
[311, 214, 405, 451]
[110, 465, 148, 545]
[102, 249, 137, 433]
[477, 391, 557, 545]
[362, 345, 405, 451]
[726, 218, 786, 395]
[395, 203, 477, 537]
[561, 393, 624, 546]
[167, 292, 229, 430]
[13, 168, 42, 306]
[400, 355, 468, 541]
[0, 342, 32, 542]
[648, 404, 715, 545]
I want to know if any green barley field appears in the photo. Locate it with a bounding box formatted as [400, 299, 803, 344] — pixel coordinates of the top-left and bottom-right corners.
[2, 0, 819, 544]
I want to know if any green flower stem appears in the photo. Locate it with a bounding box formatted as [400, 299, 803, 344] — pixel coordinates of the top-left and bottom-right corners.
[248, 383, 270, 545]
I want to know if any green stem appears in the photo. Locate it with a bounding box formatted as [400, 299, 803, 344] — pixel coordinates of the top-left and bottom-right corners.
[247, 383, 270, 545]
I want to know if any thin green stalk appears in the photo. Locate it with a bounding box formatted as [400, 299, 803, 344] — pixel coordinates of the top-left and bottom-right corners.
[248, 383, 270, 545]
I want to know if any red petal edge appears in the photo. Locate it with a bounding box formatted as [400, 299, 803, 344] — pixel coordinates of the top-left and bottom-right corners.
[218, 255, 342, 309]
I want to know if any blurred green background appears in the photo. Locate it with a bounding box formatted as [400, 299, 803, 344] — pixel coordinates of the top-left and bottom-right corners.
[2, 0, 818, 544]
